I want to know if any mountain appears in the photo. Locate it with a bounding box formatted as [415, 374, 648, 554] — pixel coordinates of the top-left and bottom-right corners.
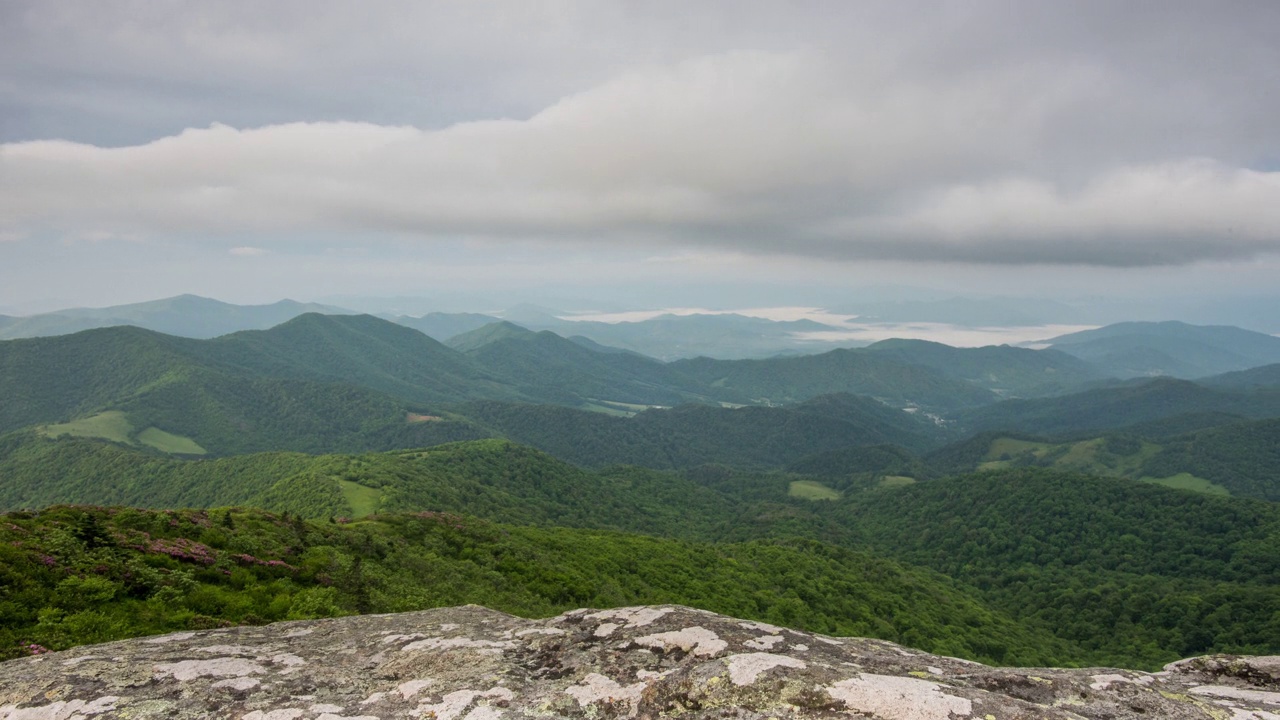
[0, 294, 349, 340]
[390, 311, 501, 340]
[1200, 363, 1280, 391]
[195, 313, 523, 406]
[860, 338, 1105, 397]
[448, 321, 721, 407]
[1044, 321, 1280, 378]
[517, 312, 853, 361]
[671, 348, 996, 411]
[0, 315, 969, 457]
[0, 316, 514, 454]
[456, 393, 945, 469]
[955, 377, 1280, 437]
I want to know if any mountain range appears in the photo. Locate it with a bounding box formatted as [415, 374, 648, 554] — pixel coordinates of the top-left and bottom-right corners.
[4, 310, 1280, 461]
[5, 299, 1280, 670]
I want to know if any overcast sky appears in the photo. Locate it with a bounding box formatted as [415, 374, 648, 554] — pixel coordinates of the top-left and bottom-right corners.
[2, 1, 1279, 316]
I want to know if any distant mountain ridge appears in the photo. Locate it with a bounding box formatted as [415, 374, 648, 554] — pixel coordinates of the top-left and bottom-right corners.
[0, 294, 349, 340]
[6, 311, 1280, 462]
[1044, 320, 1280, 378]
[861, 338, 1105, 398]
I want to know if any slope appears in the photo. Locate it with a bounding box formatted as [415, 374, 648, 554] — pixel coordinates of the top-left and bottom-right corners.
[520, 313, 850, 361]
[454, 393, 945, 469]
[0, 294, 347, 340]
[449, 321, 724, 406]
[390, 311, 501, 341]
[194, 313, 523, 405]
[840, 469, 1280, 667]
[671, 348, 996, 412]
[0, 318, 501, 454]
[1201, 363, 1280, 390]
[1045, 321, 1280, 378]
[6, 432, 1280, 668]
[955, 377, 1280, 437]
[0, 505, 1070, 667]
[859, 338, 1105, 398]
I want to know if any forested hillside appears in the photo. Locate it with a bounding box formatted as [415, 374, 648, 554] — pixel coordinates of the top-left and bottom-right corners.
[0, 505, 1070, 666]
[840, 469, 1280, 667]
[456, 393, 943, 468]
[1045, 321, 1280, 378]
[671, 349, 996, 411]
[448, 321, 722, 406]
[6, 432, 1280, 668]
[860, 338, 1105, 397]
[955, 377, 1280, 436]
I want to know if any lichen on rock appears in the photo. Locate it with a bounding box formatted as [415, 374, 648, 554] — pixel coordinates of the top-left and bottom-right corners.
[3, 604, 1280, 719]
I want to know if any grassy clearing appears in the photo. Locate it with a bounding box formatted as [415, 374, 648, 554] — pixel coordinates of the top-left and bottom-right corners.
[788, 480, 842, 501]
[338, 480, 383, 517]
[40, 411, 135, 444]
[879, 475, 917, 488]
[596, 400, 657, 411]
[1139, 473, 1230, 497]
[137, 427, 207, 455]
[978, 438, 1053, 470]
[980, 436, 1165, 478]
[579, 402, 634, 417]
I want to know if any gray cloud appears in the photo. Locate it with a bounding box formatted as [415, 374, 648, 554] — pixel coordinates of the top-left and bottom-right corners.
[2, 1, 1279, 269]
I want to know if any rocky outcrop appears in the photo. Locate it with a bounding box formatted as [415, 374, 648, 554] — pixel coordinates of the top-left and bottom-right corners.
[3, 604, 1279, 719]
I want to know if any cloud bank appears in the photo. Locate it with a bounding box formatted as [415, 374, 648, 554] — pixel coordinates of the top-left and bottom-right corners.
[2, 2, 1279, 268]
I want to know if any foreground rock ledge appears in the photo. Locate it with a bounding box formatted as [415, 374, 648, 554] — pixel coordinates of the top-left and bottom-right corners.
[3, 605, 1280, 719]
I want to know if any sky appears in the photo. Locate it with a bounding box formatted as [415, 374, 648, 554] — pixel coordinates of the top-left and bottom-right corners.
[2, 1, 1279, 320]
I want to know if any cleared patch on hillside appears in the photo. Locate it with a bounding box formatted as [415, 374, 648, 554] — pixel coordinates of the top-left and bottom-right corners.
[879, 475, 917, 488]
[40, 411, 134, 444]
[580, 399, 670, 417]
[580, 402, 634, 416]
[406, 412, 443, 423]
[39, 410, 206, 456]
[788, 480, 841, 500]
[979, 436, 1160, 478]
[339, 480, 382, 517]
[137, 427, 207, 455]
[1139, 473, 1230, 497]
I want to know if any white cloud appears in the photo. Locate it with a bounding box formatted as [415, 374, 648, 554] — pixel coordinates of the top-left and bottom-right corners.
[0, 37, 1274, 266]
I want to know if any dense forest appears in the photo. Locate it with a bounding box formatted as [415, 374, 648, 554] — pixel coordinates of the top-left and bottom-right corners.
[4, 432, 1280, 669]
[0, 505, 1067, 667]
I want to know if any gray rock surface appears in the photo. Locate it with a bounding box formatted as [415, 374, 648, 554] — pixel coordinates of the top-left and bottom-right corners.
[3, 604, 1280, 719]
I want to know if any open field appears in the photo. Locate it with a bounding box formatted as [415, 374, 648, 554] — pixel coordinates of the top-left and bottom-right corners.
[978, 436, 1161, 478]
[1140, 473, 1230, 497]
[40, 411, 134, 444]
[339, 480, 383, 517]
[137, 427, 207, 455]
[788, 479, 841, 500]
